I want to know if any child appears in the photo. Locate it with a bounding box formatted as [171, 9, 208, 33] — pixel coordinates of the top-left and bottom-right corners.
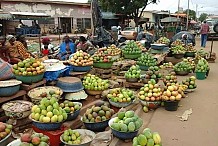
[42, 44, 49, 56]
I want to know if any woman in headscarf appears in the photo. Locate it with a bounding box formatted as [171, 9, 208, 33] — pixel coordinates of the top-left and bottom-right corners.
[41, 37, 54, 52]
[58, 35, 75, 60]
[6, 35, 31, 62]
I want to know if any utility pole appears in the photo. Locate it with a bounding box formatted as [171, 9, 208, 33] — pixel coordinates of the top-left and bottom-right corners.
[186, 0, 190, 30]
[196, 4, 198, 21]
[177, 0, 180, 24]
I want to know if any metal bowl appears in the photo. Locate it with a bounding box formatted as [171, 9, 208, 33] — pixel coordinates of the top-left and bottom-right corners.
[60, 129, 96, 146]
[0, 132, 12, 146]
[28, 86, 63, 104]
[175, 71, 189, 76]
[30, 116, 64, 131]
[140, 100, 161, 109]
[0, 80, 22, 97]
[81, 117, 110, 132]
[108, 99, 133, 108]
[2, 100, 33, 119]
[85, 90, 103, 96]
[108, 118, 139, 140]
[66, 102, 82, 121]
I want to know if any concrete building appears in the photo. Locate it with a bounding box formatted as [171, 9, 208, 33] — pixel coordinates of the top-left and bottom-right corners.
[0, 0, 91, 34]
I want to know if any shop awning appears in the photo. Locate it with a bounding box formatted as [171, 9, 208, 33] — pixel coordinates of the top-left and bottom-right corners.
[10, 12, 51, 20]
[0, 12, 12, 20]
[161, 17, 180, 23]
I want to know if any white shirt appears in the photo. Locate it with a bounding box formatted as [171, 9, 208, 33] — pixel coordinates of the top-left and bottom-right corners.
[41, 44, 54, 51]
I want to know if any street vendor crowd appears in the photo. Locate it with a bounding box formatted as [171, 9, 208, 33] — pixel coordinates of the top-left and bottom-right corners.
[0, 34, 94, 64]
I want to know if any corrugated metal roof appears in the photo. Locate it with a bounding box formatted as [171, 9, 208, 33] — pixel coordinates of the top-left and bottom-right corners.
[0, 12, 12, 20]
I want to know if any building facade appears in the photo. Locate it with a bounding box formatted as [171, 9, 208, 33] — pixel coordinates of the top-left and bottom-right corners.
[1, 0, 91, 34]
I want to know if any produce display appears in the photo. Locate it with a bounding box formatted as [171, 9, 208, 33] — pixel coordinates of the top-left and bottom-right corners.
[171, 39, 184, 46]
[38, 90, 61, 99]
[20, 133, 49, 146]
[93, 51, 113, 63]
[138, 79, 162, 101]
[186, 58, 196, 71]
[133, 128, 162, 146]
[125, 65, 141, 79]
[82, 74, 109, 91]
[136, 41, 145, 50]
[141, 66, 162, 81]
[60, 101, 82, 114]
[122, 40, 142, 54]
[82, 103, 114, 123]
[0, 122, 12, 141]
[31, 97, 67, 123]
[195, 58, 209, 73]
[12, 58, 45, 76]
[137, 53, 157, 67]
[162, 84, 183, 101]
[174, 60, 192, 72]
[185, 43, 196, 52]
[160, 62, 174, 69]
[195, 49, 209, 59]
[61, 129, 81, 144]
[170, 45, 186, 54]
[156, 37, 170, 45]
[181, 76, 197, 89]
[107, 88, 135, 103]
[110, 111, 143, 132]
[163, 72, 177, 85]
[69, 50, 93, 66]
[98, 45, 121, 56]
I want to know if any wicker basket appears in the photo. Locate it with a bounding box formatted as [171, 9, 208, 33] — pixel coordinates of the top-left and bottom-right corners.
[28, 86, 63, 104]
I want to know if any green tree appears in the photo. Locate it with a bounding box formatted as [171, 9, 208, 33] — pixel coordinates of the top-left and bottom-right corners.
[199, 13, 208, 22]
[99, 0, 158, 25]
[184, 9, 196, 20]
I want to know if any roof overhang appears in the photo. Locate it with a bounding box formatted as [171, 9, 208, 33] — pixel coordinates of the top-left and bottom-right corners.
[10, 12, 51, 20]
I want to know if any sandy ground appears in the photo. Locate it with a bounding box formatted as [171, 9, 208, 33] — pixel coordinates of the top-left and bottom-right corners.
[113, 38, 218, 146]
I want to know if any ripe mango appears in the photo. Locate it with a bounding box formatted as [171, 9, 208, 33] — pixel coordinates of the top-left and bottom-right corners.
[125, 111, 134, 118]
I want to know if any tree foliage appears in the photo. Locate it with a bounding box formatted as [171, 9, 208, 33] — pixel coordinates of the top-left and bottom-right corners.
[99, 0, 157, 25]
[184, 9, 196, 20]
[199, 13, 208, 22]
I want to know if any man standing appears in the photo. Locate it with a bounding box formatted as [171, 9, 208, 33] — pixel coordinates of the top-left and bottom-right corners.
[200, 21, 210, 48]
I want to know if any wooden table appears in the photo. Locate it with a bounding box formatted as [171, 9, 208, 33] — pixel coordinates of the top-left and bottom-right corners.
[20, 79, 46, 91]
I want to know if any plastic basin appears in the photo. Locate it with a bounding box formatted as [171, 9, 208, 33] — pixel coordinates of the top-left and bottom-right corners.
[93, 62, 113, 69]
[82, 117, 110, 132]
[164, 100, 179, 111]
[15, 73, 44, 84]
[123, 53, 141, 59]
[196, 72, 206, 80]
[72, 65, 92, 72]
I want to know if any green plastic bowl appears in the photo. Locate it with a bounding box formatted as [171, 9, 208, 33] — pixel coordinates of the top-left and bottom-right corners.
[123, 53, 141, 59]
[15, 73, 44, 84]
[93, 62, 113, 69]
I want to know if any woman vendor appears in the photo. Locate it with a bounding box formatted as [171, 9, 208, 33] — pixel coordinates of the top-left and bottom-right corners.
[58, 35, 75, 60]
[0, 36, 10, 62]
[77, 36, 93, 53]
[6, 35, 31, 63]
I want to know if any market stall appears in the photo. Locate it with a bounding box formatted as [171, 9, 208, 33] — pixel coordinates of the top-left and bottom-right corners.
[0, 36, 215, 146]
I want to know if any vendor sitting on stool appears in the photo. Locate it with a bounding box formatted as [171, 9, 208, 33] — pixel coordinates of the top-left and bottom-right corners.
[181, 34, 194, 46]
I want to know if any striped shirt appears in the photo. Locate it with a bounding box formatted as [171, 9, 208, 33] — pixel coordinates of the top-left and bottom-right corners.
[7, 41, 30, 60]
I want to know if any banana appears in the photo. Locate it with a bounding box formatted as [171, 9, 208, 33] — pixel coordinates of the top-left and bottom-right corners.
[153, 132, 161, 144]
